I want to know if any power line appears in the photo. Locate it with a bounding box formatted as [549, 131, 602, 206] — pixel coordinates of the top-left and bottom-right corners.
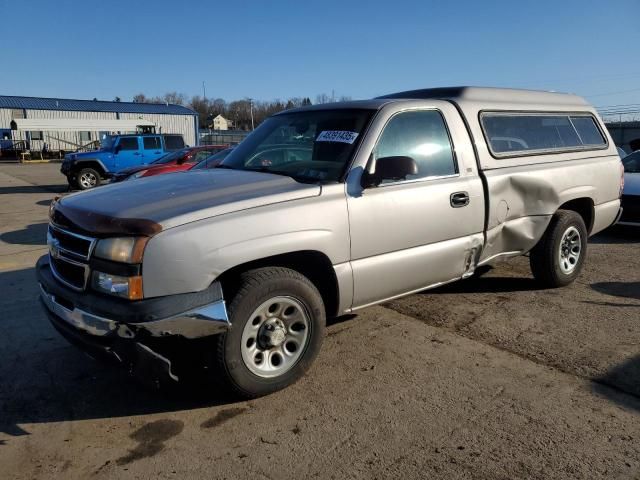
[585, 87, 640, 98]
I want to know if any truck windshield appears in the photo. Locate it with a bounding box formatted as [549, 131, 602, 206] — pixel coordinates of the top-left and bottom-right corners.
[219, 109, 375, 182]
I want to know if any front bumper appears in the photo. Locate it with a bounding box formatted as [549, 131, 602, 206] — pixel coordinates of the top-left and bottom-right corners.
[37, 255, 230, 384]
[60, 161, 71, 176]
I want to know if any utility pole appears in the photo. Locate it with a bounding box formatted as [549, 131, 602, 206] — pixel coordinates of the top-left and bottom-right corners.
[202, 81, 206, 100]
[249, 98, 255, 130]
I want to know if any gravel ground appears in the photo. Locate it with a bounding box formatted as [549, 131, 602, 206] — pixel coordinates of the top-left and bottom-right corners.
[0, 163, 638, 480]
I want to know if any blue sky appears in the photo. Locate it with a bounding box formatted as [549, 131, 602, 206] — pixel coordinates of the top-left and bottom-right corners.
[2, 0, 640, 109]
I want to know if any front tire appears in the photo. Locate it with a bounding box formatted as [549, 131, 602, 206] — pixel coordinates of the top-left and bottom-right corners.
[76, 168, 101, 190]
[529, 210, 588, 288]
[213, 267, 326, 398]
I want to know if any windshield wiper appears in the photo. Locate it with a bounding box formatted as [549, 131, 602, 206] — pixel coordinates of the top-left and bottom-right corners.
[215, 164, 237, 170]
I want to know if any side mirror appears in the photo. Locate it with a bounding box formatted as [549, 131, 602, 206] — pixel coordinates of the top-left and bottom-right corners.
[361, 156, 418, 188]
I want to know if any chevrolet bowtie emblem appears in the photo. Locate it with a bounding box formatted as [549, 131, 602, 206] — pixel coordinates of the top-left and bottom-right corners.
[47, 234, 61, 259]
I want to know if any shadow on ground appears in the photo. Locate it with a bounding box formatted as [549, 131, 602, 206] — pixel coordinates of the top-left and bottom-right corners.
[0, 223, 48, 246]
[591, 281, 640, 301]
[592, 355, 640, 412]
[590, 226, 639, 244]
[427, 268, 545, 294]
[0, 184, 67, 195]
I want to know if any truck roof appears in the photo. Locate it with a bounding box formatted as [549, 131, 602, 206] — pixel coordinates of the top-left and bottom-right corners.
[281, 87, 591, 115]
[377, 86, 590, 108]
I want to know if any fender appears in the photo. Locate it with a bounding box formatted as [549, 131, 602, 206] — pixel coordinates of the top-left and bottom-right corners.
[71, 158, 110, 176]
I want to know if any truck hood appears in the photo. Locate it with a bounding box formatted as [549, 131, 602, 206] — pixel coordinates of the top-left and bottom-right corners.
[52, 169, 321, 236]
[65, 149, 110, 160]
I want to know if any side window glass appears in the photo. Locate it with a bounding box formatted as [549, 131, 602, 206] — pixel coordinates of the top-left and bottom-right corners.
[374, 110, 456, 182]
[143, 136, 161, 150]
[119, 137, 139, 151]
[192, 151, 211, 162]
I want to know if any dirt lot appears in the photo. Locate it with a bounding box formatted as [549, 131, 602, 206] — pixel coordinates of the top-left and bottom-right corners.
[0, 163, 639, 479]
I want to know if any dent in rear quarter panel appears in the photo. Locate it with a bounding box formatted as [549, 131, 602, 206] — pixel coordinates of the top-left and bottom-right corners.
[478, 155, 622, 264]
[142, 184, 351, 299]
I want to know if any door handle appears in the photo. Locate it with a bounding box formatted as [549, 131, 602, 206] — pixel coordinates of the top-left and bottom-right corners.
[450, 191, 470, 208]
[133, 152, 141, 155]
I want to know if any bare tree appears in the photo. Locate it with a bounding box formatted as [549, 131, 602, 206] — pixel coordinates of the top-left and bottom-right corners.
[162, 92, 187, 105]
[315, 93, 331, 104]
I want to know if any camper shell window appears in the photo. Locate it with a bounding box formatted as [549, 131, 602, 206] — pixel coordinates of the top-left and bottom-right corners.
[480, 112, 607, 157]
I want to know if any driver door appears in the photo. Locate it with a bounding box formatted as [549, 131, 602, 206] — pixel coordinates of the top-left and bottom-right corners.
[114, 136, 142, 170]
[347, 107, 484, 308]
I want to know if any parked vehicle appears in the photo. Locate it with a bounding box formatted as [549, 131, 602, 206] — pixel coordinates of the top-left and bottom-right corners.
[61, 133, 185, 190]
[38, 87, 622, 397]
[111, 145, 228, 182]
[191, 147, 234, 170]
[619, 150, 640, 225]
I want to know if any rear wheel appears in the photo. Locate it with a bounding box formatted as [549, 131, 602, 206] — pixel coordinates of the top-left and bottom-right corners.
[529, 210, 587, 287]
[76, 168, 101, 190]
[212, 267, 325, 398]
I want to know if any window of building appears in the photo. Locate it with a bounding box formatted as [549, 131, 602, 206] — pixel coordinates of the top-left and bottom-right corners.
[79, 131, 92, 142]
[30, 131, 44, 141]
[481, 113, 606, 156]
[143, 136, 161, 150]
[118, 137, 139, 150]
[373, 110, 457, 182]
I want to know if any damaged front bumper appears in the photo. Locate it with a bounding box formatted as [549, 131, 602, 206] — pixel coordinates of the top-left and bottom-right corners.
[36, 255, 230, 385]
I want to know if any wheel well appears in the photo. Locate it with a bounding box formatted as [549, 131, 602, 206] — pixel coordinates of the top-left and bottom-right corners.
[73, 161, 106, 177]
[217, 251, 340, 318]
[558, 198, 594, 233]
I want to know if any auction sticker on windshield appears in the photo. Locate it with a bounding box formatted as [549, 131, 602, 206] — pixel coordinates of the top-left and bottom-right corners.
[316, 131, 359, 144]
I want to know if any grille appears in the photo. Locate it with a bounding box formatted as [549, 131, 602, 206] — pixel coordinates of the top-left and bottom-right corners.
[51, 256, 86, 289]
[48, 225, 94, 260]
[48, 224, 96, 290]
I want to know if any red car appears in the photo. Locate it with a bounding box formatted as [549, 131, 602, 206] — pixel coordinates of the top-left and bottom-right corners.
[111, 145, 228, 182]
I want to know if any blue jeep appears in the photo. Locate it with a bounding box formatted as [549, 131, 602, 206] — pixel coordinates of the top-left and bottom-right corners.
[61, 133, 185, 190]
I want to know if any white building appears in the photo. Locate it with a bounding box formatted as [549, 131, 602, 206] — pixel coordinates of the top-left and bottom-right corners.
[212, 114, 230, 131]
[0, 95, 198, 152]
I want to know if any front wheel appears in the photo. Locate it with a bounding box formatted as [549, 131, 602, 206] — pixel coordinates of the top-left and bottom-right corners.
[212, 267, 326, 398]
[76, 168, 101, 190]
[529, 210, 588, 288]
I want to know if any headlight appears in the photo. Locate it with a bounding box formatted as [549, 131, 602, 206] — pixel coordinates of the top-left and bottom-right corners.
[128, 170, 148, 180]
[92, 271, 143, 300]
[93, 237, 148, 264]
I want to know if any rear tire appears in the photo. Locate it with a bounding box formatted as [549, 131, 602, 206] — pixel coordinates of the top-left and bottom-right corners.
[529, 210, 587, 288]
[212, 267, 326, 398]
[76, 168, 101, 190]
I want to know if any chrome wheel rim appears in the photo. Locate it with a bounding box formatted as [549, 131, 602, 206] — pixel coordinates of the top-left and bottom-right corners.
[241, 296, 310, 378]
[558, 226, 581, 274]
[79, 172, 97, 188]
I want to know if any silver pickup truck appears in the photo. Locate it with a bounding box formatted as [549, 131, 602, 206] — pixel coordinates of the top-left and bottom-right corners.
[38, 87, 623, 397]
